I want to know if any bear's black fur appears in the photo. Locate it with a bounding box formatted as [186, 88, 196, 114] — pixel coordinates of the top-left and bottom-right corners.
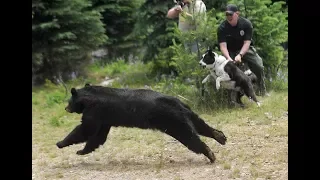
[56, 84, 227, 163]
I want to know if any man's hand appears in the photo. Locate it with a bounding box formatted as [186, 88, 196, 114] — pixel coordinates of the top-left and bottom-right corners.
[234, 54, 242, 63]
[227, 57, 234, 61]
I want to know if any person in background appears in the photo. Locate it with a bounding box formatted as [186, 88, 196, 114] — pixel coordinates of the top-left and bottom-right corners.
[167, 0, 206, 54]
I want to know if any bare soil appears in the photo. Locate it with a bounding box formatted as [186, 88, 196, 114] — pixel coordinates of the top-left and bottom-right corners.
[32, 112, 288, 180]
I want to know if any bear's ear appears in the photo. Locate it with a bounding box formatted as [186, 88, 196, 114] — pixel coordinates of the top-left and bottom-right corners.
[85, 83, 91, 87]
[71, 88, 77, 96]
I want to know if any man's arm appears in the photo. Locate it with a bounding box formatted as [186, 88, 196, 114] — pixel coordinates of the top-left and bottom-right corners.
[217, 25, 232, 60]
[167, 5, 182, 19]
[239, 40, 251, 56]
[219, 43, 232, 60]
[239, 21, 253, 56]
[235, 21, 253, 62]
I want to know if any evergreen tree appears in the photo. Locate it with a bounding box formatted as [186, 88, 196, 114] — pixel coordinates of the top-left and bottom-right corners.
[89, 0, 144, 61]
[203, 0, 228, 11]
[32, 0, 108, 84]
[133, 0, 178, 63]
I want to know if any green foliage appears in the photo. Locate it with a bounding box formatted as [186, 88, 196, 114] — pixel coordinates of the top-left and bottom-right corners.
[203, 0, 228, 12]
[49, 116, 64, 127]
[43, 80, 67, 107]
[109, 61, 154, 88]
[133, 0, 178, 62]
[103, 59, 129, 76]
[45, 92, 65, 107]
[90, 0, 144, 60]
[32, 0, 108, 84]
[89, 59, 129, 78]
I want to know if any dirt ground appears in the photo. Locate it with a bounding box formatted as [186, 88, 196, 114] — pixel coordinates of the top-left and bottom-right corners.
[32, 112, 288, 180]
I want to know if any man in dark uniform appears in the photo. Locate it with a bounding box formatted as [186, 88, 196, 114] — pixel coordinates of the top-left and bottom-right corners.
[217, 4, 269, 96]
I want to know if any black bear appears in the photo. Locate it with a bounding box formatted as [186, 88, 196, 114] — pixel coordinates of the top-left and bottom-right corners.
[56, 84, 227, 163]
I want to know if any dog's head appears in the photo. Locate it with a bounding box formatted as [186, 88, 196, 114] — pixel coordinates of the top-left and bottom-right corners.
[199, 49, 220, 69]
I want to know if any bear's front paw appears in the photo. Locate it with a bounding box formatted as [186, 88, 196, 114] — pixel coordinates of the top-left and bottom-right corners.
[56, 141, 65, 149]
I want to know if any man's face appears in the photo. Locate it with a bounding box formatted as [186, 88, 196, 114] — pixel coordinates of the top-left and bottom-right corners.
[226, 11, 238, 23]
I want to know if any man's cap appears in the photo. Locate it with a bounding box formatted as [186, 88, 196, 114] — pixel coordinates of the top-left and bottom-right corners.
[225, 4, 239, 14]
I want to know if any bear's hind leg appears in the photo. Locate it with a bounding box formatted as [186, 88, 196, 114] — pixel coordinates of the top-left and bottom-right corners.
[187, 113, 227, 145]
[163, 124, 216, 163]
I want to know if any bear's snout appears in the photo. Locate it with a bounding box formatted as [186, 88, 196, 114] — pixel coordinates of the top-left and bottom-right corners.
[65, 106, 71, 112]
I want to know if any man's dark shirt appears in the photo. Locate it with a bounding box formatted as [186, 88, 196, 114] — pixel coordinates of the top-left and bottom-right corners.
[217, 17, 253, 52]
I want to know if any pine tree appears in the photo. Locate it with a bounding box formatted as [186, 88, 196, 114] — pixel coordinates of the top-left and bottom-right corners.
[203, 0, 228, 11]
[32, 0, 108, 84]
[133, 0, 178, 63]
[89, 0, 144, 61]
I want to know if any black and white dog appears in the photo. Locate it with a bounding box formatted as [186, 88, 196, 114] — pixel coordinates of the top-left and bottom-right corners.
[199, 49, 260, 107]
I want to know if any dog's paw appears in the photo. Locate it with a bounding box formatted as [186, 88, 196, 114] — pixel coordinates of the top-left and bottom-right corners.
[216, 83, 220, 90]
[257, 102, 261, 107]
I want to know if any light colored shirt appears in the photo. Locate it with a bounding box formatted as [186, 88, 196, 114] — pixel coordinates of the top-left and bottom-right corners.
[178, 0, 206, 32]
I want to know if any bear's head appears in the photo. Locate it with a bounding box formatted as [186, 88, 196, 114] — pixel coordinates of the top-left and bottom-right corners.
[65, 88, 85, 114]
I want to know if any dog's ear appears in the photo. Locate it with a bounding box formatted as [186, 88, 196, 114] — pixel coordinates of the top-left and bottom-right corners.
[85, 83, 91, 87]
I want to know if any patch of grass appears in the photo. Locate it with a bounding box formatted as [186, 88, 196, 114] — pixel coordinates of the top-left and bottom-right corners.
[56, 173, 64, 179]
[232, 168, 241, 178]
[38, 160, 48, 167]
[87, 59, 129, 80]
[45, 91, 65, 107]
[49, 153, 57, 159]
[223, 162, 231, 170]
[173, 176, 183, 180]
[250, 166, 260, 179]
[267, 124, 288, 137]
[266, 174, 272, 179]
[49, 116, 64, 127]
[197, 91, 288, 126]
